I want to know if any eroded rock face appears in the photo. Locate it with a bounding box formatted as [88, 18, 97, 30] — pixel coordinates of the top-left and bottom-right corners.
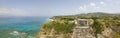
[72, 19, 95, 38]
[97, 28, 113, 38]
[102, 28, 113, 38]
[39, 19, 114, 38]
[72, 19, 114, 38]
[72, 28, 95, 38]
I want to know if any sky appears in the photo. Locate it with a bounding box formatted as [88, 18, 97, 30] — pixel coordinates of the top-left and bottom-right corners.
[0, 0, 120, 17]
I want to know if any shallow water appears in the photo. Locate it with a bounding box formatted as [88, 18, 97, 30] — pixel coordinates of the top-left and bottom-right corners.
[0, 17, 50, 38]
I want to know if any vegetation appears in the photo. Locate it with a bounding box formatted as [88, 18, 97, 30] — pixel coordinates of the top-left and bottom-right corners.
[41, 21, 75, 34]
[113, 31, 120, 38]
[40, 12, 120, 38]
[92, 19, 103, 38]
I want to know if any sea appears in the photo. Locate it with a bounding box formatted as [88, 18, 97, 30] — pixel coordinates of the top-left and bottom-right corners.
[0, 17, 51, 38]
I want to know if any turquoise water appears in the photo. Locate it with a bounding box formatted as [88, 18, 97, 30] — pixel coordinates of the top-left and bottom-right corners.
[0, 17, 50, 38]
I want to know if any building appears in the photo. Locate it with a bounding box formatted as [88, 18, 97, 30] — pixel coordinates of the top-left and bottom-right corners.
[72, 19, 95, 38]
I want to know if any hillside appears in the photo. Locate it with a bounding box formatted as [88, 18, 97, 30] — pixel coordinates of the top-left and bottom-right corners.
[39, 12, 120, 38]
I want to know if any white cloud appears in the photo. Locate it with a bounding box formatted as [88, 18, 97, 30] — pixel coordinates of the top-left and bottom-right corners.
[79, 5, 87, 11]
[94, 7, 100, 9]
[89, 2, 101, 9]
[0, 8, 31, 16]
[90, 2, 96, 7]
[77, 2, 101, 13]
[106, 0, 112, 1]
[100, 2, 105, 4]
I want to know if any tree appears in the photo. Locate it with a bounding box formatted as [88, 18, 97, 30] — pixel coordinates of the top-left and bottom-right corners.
[92, 19, 102, 38]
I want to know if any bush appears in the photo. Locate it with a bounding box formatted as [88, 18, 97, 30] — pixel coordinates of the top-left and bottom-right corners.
[42, 21, 75, 34]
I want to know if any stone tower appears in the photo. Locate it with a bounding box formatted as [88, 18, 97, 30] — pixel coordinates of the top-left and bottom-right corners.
[72, 19, 95, 38]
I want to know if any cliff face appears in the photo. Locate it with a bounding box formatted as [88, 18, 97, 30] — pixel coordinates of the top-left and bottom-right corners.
[38, 19, 115, 38]
[38, 12, 120, 38]
[93, 27, 113, 38]
[38, 21, 75, 38]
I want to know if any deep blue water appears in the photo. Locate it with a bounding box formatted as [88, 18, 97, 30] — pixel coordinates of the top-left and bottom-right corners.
[0, 17, 50, 38]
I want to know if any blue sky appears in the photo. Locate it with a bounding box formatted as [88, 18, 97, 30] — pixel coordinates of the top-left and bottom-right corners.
[0, 0, 120, 16]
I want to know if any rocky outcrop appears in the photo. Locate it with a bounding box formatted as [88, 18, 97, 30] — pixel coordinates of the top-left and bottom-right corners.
[38, 19, 116, 38]
[72, 19, 95, 38]
[97, 28, 113, 38]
